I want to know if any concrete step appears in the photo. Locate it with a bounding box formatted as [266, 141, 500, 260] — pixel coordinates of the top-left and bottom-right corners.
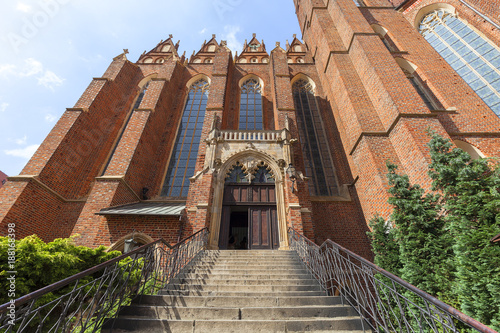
[196, 256, 300, 261]
[180, 266, 309, 276]
[203, 250, 297, 255]
[104, 317, 367, 332]
[195, 254, 301, 260]
[192, 259, 304, 266]
[133, 295, 343, 307]
[158, 290, 328, 297]
[106, 250, 370, 332]
[117, 304, 357, 320]
[163, 283, 323, 292]
[181, 265, 309, 275]
[197, 254, 300, 260]
[182, 263, 306, 270]
[175, 272, 313, 280]
[169, 277, 319, 286]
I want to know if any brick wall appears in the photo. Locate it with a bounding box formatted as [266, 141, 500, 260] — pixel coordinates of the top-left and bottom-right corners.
[296, 0, 500, 229]
[2, 0, 499, 261]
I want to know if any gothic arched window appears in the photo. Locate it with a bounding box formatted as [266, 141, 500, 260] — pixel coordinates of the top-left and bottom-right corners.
[161, 79, 209, 197]
[419, 9, 500, 116]
[225, 164, 249, 183]
[253, 166, 275, 183]
[239, 79, 263, 130]
[293, 78, 339, 196]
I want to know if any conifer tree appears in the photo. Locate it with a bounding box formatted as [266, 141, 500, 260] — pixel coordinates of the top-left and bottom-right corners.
[428, 134, 500, 329]
[369, 134, 500, 330]
[385, 163, 455, 302]
[367, 216, 401, 276]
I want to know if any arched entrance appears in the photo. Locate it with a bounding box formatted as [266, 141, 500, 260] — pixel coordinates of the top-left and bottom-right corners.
[207, 151, 288, 250]
[218, 161, 279, 249]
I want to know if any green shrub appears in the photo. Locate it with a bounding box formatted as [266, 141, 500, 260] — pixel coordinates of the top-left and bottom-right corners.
[0, 235, 121, 304]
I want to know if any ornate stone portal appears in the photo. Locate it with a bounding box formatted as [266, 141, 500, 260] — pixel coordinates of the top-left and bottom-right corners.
[203, 127, 294, 249]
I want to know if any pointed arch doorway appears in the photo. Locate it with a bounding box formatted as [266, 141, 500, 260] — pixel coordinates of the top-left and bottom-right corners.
[218, 161, 280, 250]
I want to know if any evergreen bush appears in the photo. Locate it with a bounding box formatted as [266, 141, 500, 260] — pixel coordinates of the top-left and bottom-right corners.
[368, 133, 500, 330]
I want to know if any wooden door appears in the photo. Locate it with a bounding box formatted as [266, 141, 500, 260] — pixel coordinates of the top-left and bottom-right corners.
[270, 207, 279, 248]
[249, 206, 279, 249]
[218, 206, 231, 249]
[221, 182, 278, 250]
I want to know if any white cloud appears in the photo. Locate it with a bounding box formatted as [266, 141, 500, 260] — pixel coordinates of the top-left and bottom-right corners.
[4, 144, 39, 159]
[38, 70, 64, 90]
[45, 113, 57, 123]
[0, 58, 65, 90]
[14, 135, 27, 145]
[199, 28, 207, 34]
[0, 102, 8, 112]
[16, 2, 32, 12]
[0, 64, 16, 78]
[20, 58, 43, 77]
[221, 25, 242, 54]
[7, 135, 28, 145]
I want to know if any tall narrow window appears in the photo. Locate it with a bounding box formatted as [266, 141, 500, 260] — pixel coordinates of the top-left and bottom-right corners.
[419, 9, 500, 116]
[408, 74, 436, 110]
[132, 82, 149, 109]
[102, 82, 150, 175]
[381, 38, 395, 52]
[161, 79, 209, 197]
[239, 79, 263, 130]
[292, 79, 339, 196]
[400, 66, 441, 110]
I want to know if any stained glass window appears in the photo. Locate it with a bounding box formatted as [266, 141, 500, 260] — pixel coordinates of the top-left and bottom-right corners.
[419, 9, 500, 116]
[225, 165, 249, 183]
[293, 79, 339, 196]
[239, 79, 263, 130]
[253, 166, 275, 183]
[161, 79, 209, 197]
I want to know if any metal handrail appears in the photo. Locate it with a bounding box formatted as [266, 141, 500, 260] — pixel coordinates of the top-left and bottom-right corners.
[0, 227, 209, 332]
[288, 228, 497, 333]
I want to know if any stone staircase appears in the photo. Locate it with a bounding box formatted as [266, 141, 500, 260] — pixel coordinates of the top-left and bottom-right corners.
[103, 250, 369, 332]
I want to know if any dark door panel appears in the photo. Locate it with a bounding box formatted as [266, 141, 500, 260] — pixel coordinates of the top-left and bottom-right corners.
[249, 207, 270, 249]
[222, 183, 278, 250]
[218, 206, 231, 249]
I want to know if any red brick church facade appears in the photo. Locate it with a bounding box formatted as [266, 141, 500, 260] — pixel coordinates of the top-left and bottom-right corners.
[1, 0, 499, 258]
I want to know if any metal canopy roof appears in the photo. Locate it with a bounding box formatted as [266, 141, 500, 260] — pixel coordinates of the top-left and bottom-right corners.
[97, 202, 185, 216]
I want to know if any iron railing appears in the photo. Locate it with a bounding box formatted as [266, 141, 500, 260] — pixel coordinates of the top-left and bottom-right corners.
[288, 228, 497, 333]
[0, 228, 209, 333]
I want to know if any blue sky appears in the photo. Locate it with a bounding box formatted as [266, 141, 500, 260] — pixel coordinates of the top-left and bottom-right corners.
[0, 0, 301, 176]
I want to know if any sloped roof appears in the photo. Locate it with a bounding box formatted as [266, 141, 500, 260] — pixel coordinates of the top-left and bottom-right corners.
[97, 202, 185, 216]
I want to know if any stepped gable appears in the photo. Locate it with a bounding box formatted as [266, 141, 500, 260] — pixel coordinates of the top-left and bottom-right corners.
[235, 33, 269, 64]
[138, 34, 179, 64]
[0, 170, 7, 188]
[189, 34, 219, 64]
[286, 34, 311, 64]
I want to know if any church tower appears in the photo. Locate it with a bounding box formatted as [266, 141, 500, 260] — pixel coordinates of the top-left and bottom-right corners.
[0, 0, 498, 259]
